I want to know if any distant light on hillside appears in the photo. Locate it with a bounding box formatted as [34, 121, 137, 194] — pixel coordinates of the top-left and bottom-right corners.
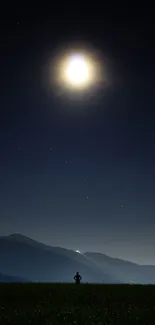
[76, 250, 81, 254]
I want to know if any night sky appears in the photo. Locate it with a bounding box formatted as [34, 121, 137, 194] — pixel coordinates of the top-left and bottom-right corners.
[1, 5, 155, 265]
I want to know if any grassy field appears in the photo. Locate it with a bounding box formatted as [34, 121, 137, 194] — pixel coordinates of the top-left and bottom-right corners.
[0, 283, 154, 324]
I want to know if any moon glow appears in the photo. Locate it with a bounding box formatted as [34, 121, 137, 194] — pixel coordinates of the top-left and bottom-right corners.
[63, 54, 91, 88]
[57, 51, 99, 91]
[49, 46, 105, 95]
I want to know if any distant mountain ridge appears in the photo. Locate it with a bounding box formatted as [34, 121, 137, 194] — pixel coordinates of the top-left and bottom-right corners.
[0, 233, 155, 283]
[0, 272, 28, 283]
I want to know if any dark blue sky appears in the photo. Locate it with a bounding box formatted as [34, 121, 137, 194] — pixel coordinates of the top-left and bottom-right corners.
[0, 6, 155, 264]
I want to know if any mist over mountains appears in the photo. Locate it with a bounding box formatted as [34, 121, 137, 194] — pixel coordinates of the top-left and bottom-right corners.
[0, 234, 155, 283]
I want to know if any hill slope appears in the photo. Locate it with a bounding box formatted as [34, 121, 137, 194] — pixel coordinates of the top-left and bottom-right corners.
[0, 234, 117, 283]
[84, 252, 155, 284]
[0, 234, 155, 283]
[0, 272, 27, 283]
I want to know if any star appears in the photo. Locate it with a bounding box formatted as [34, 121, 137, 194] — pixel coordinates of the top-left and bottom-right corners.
[86, 196, 89, 199]
[65, 160, 68, 164]
[49, 147, 52, 151]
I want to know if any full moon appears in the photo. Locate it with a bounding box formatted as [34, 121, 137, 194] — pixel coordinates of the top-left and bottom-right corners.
[64, 54, 90, 88]
[57, 51, 99, 91]
[49, 46, 105, 94]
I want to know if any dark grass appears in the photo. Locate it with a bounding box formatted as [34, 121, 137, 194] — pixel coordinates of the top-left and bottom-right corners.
[0, 283, 155, 324]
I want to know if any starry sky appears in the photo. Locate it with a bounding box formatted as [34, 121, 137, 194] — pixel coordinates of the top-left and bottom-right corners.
[0, 5, 155, 265]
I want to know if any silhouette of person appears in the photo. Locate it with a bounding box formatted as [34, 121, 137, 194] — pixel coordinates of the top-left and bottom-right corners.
[74, 271, 82, 284]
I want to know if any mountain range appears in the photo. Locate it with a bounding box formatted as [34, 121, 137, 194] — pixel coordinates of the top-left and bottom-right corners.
[0, 272, 27, 283]
[0, 233, 155, 283]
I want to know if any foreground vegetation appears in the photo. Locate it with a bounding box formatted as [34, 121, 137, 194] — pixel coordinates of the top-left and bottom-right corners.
[0, 283, 154, 324]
